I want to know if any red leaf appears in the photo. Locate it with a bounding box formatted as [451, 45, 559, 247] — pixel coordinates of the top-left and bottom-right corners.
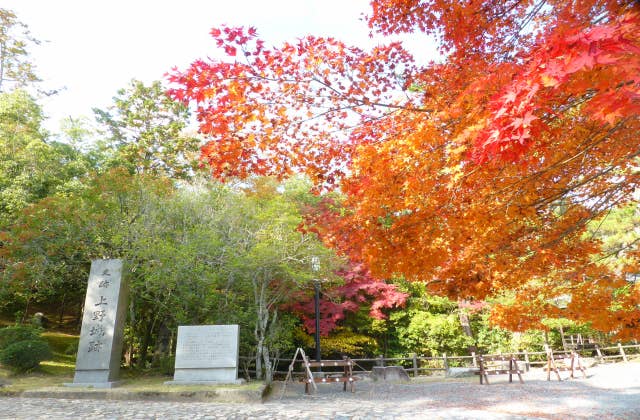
[224, 45, 237, 56]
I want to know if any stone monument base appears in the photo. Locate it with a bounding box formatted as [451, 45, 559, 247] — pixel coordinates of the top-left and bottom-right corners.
[64, 381, 124, 388]
[164, 379, 245, 386]
[165, 367, 243, 385]
[65, 369, 124, 388]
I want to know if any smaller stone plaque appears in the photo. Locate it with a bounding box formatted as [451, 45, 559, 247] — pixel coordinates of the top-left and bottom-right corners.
[166, 325, 243, 385]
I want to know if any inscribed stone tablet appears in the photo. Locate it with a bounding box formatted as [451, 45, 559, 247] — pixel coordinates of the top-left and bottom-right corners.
[69, 259, 128, 387]
[175, 325, 239, 369]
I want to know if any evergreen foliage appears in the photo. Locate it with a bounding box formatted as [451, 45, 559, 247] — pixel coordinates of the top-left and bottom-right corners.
[0, 325, 41, 350]
[0, 339, 52, 372]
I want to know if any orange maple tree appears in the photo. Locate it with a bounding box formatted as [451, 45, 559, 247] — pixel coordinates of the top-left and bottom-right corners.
[168, 0, 640, 338]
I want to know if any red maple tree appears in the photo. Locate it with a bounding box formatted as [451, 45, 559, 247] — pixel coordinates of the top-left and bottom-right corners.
[288, 262, 407, 336]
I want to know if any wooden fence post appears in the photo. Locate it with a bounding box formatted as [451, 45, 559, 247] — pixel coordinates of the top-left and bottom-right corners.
[595, 344, 603, 363]
[524, 350, 530, 372]
[412, 353, 419, 377]
[471, 351, 478, 368]
[618, 343, 628, 362]
[443, 353, 449, 377]
[378, 355, 385, 367]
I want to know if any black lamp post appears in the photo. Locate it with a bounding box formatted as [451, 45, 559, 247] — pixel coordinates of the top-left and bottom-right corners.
[311, 256, 321, 363]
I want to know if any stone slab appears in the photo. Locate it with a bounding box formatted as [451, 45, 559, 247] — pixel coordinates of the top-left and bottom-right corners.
[371, 366, 411, 382]
[447, 367, 480, 378]
[174, 325, 239, 369]
[68, 259, 128, 387]
[168, 325, 240, 385]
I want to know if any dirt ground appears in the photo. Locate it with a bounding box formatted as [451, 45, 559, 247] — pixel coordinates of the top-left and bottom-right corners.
[267, 361, 640, 418]
[1, 360, 639, 419]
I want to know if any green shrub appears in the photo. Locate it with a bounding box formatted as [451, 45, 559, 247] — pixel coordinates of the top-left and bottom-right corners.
[320, 328, 379, 358]
[0, 339, 52, 372]
[0, 325, 42, 351]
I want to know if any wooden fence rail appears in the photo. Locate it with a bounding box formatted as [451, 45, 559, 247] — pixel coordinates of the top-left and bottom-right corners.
[592, 343, 640, 363]
[237, 343, 640, 380]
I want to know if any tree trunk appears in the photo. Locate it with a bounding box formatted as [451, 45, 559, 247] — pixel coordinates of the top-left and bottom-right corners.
[253, 274, 272, 381]
[22, 295, 31, 324]
[457, 300, 477, 353]
[254, 310, 269, 380]
[153, 320, 171, 365]
[76, 301, 84, 331]
[458, 310, 473, 337]
[58, 293, 66, 326]
[138, 328, 150, 369]
[263, 309, 279, 384]
[126, 301, 136, 367]
[138, 316, 155, 369]
[255, 340, 263, 380]
[262, 348, 273, 384]
[559, 324, 567, 352]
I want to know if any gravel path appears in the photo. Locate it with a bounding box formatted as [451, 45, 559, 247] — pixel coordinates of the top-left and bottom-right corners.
[1, 362, 639, 419]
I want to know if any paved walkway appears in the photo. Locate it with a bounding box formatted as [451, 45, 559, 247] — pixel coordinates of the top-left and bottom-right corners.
[0, 395, 544, 419]
[2, 364, 639, 419]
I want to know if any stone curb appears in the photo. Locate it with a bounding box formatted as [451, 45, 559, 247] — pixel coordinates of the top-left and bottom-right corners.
[1, 385, 267, 404]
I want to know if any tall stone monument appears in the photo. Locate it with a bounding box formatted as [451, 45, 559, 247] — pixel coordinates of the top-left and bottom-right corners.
[66, 259, 128, 388]
[166, 325, 243, 385]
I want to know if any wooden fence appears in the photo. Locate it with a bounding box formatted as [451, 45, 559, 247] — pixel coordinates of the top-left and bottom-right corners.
[592, 342, 640, 363]
[238, 342, 640, 380]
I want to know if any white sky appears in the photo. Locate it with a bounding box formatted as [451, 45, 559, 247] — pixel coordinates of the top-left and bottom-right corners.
[4, 1, 437, 132]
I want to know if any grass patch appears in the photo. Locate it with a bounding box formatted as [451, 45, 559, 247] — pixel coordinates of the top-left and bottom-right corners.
[0, 367, 263, 394]
[0, 367, 72, 392]
[119, 376, 264, 392]
[39, 360, 75, 376]
[1, 330, 264, 395]
[40, 331, 77, 376]
[115, 369, 263, 392]
[42, 332, 78, 357]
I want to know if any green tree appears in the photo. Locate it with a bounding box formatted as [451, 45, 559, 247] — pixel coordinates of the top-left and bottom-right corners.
[120, 179, 230, 368]
[0, 8, 40, 92]
[393, 290, 474, 357]
[0, 90, 91, 226]
[94, 80, 200, 179]
[214, 177, 341, 382]
[1, 171, 341, 378]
